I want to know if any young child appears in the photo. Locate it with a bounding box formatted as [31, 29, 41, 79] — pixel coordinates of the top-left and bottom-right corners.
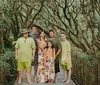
[60, 32, 72, 84]
[44, 41, 55, 83]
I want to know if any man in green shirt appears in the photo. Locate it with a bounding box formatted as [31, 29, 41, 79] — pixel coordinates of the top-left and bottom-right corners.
[15, 29, 36, 84]
[49, 30, 62, 82]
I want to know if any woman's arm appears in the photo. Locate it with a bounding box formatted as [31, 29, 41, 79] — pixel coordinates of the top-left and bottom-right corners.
[53, 48, 56, 59]
[43, 48, 47, 66]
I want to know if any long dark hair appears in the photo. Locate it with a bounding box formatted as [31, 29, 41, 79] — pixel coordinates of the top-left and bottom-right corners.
[45, 41, 55, 57]
[46, 41, 54, 49]
[38, 31, 46, 41]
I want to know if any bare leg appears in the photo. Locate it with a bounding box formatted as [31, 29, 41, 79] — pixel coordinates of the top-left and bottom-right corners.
[48, 79, 51, 83]
[26, 70, 32, 84]
[30, 67, 32, 78]
[55, 73, 58, 82]
[50, 79, 53, 83]
[16, 76, 19, 82]
[18, 71, 24, 84]
[65, 69, 71, 83]
[62, 71, 67, 82]
[34, 65, 38, 82]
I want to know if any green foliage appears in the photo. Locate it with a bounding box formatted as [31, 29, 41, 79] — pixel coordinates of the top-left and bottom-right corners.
[0, 61, 11, 72]
[0, 0, 100, 85]
[0, 50, 17, 85]
[0, 61, 11, 85]
[72, 47, 100, 85]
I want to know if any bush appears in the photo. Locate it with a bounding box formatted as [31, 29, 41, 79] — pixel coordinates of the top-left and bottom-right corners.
[72, 47, 100, 85]
[0, 50, 18, 85]
[0, 61, 11, 85]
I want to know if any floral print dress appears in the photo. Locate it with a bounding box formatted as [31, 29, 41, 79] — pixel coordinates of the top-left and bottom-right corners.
[44, 48, 55, 81]
[37, 40, 46, 83]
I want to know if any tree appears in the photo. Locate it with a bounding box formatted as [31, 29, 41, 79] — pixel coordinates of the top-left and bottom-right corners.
[0, 0, 100, 85]
[36, 0, 100, 85]
[0, 0, 45, 47]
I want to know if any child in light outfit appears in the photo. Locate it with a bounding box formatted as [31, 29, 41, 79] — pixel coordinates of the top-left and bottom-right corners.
[60, 32, 72, 84]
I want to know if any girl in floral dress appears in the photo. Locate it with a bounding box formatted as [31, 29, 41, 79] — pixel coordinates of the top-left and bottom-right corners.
[36, 31, 47, 83]
[44, 41, 55, 83]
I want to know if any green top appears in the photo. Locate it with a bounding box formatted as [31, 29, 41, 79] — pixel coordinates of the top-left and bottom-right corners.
[50, 37, 62, 62]
[15, 37, 36, 62]
[61, 40, 71, 65]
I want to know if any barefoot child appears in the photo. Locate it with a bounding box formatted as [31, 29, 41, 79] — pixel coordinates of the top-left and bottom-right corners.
[60, 32, 72, 84]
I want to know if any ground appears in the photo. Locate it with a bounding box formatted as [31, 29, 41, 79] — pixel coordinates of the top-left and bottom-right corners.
[14, 66, 75, 85]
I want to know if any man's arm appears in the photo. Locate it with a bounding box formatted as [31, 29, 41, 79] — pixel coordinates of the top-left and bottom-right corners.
[15, 39, 19, 61]
[55, 49, 61, 58]
[15, 48, 18, 61]
[55, 39, 62, 58]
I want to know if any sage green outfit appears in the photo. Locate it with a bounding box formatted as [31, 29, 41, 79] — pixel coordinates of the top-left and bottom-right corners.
[15, 37, 36, 71]
[60, 40, 72, 70]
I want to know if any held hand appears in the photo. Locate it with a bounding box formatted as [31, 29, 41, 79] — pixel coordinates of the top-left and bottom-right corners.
[55, 54, 57, 58]
[54, 55, 57, 61]
[54, 54, 56, 60]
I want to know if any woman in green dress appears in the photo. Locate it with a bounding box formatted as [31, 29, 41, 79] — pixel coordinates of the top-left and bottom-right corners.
[60, 32, 72, 84]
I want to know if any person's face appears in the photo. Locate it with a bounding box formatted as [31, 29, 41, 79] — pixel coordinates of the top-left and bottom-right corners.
[48, 42, 52, 48]
[61, 34, 66, 40]
[32, 27, 37, 34]
[40, 31, 45, 37]
[23, 33, 29, 38]
[49, 31, 55, 38]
